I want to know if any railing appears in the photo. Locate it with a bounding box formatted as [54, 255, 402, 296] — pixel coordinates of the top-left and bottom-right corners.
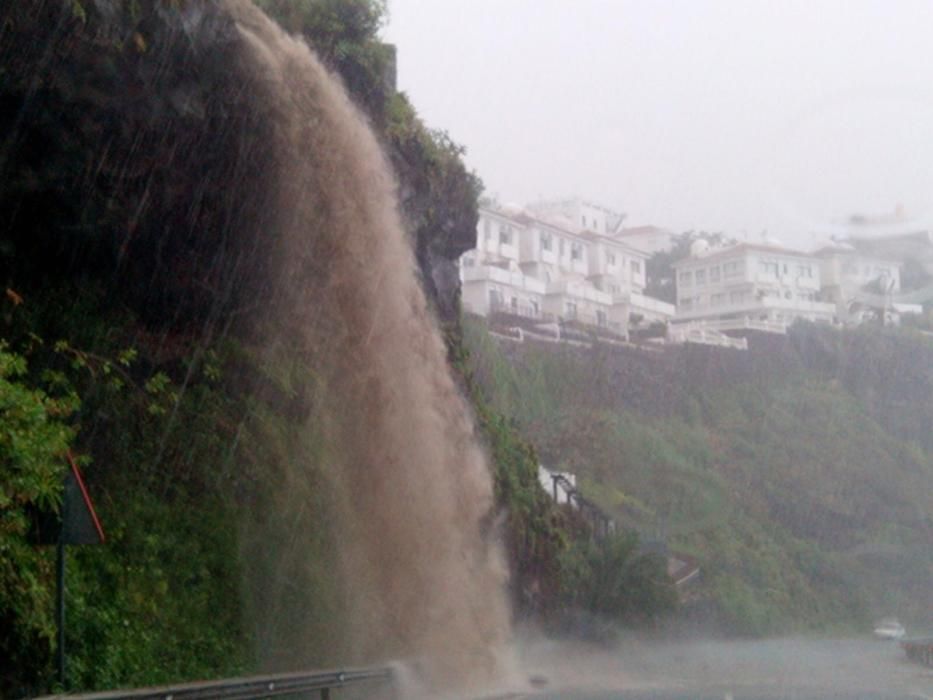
[628, 292, 676, 318]
[548, 473, 616, 540]
[668, 325, 748, 350]
[675, 297, 836, 324]
[38, 667, 396, 700]
[489, 299, 545, 321]
[688, 318, 786, 334]
[460, 264, 545, 293]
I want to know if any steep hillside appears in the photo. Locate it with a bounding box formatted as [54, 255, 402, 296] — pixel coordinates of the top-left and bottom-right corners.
[464, 320, 933, 635]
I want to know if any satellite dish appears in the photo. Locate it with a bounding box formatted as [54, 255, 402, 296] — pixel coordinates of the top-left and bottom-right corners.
[690, 239, 710, 257]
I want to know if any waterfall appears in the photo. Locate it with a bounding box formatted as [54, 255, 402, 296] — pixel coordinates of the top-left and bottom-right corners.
[224, 1, 514, 692]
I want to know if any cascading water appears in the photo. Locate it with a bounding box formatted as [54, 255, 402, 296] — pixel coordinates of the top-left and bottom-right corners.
[223, 1, 515, 692]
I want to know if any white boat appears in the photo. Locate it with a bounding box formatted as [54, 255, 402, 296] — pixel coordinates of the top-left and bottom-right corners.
[874, 617, 906, 640]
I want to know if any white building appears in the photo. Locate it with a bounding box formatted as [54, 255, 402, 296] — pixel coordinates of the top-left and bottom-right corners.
[460, 204, 675, 338]
[526, 197, 625, 235]
[672, 243, 836, 333]
[814, 244, 909, 323]
[613, 225, 676, 255]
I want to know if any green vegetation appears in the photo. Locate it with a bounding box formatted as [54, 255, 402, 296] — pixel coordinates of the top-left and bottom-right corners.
[464, 318, 933, 636]
[452, 330, 678, 635]
[0, 341, 76, 692]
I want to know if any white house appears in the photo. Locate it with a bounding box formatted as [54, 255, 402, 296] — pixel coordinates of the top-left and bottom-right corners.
[814, 244, 909, 323]
[672, 243, 836, 332]
[460, 204, 675, 338]
[613, 225, 676, 255]
[526, 197, 626, 235]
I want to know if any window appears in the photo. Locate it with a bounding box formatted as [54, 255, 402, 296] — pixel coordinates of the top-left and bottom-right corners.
[631, 260, 642, 274]
[489, 288, 503, 309]
[759, 261, 779, 276]
[711, 292, 726, 306]
[570, 242, 583, 260]
[461, 256, 475, 267]
[530, 299, 540, 316]
[499, 225, 512, 245]
[582, 215, 587, 228]
[559, 238, 565, 255]
[724, 260, 742, 278]
[678, 271, 693, 286]
[596, 309, 608, 327]
[483, 218, 492, 240]
[695, 269, 706, 284]
[565, 301, 578, 318]
[797, 264, 813, 278]
[541, 232, 553, 251]
[607, 252, 616, 265]
[511, 296, 518, 310]
[730, 290, 746, 304]
[679, 298, 693, 311]
[710, 266, 721, 282]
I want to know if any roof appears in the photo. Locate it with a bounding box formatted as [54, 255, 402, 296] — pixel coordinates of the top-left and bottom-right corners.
[615, 225, 671, 238]
[672, 242, 813, 268]
[812, 245, 901, 265]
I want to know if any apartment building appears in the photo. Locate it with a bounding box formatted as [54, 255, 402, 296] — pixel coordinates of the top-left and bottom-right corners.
[815, 243, 926, 322]
[613, 225, 676, 255]
[672, 243, 836, 331]
[526, 197, 626, 235]
[460, 204, 674, 337]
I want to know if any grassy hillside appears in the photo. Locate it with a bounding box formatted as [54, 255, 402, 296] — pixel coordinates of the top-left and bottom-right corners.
[463, 318, 933, 636]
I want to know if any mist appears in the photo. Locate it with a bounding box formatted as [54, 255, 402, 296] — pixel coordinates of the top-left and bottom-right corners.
[385, 1, 933, 244]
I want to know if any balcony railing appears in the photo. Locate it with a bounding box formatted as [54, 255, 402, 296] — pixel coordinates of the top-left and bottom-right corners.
[668, 325, 749, 350]
[489, 299, 550, 321]
[675, 296, 836, 322]
[545, 279, 613, 305]
[461, 264, 546, 293]
[629, 292, 676, 317]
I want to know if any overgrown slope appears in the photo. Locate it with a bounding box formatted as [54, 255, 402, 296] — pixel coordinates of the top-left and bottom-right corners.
[464, 319, 933, 635]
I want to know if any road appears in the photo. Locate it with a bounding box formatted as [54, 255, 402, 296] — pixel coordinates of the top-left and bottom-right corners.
[515, 637, 933, 699]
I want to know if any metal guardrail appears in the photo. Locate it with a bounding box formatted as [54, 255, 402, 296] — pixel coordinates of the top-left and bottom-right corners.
[37, 667, 395, 700]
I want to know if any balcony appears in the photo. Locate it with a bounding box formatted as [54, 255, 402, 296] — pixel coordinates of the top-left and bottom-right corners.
[489, 298, 550, 322]
[461, 264, 546, 293]
[628, 292, 676, 318]
[675, 296, 836, 323]
[545, 279, 612, 305]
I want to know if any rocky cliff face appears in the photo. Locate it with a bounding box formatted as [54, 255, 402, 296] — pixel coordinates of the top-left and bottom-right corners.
[0, 0, 476, 327]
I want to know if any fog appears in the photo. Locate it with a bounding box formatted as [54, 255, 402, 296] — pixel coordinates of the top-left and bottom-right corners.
[384, 0, 933, 245]
[516, 634, 933, 697]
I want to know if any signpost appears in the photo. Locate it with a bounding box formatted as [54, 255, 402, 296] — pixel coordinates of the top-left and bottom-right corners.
[31, 452, 106, 689]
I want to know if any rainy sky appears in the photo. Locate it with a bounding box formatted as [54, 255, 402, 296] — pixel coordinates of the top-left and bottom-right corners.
[383, 0, 933, 247]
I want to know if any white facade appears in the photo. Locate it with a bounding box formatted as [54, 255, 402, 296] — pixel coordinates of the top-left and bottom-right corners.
[614, 226, 676, 255]
[460, 205, 675, 338]
[526, 198, 625, 235]
[673, 244, 837, 329]
[814, 245, 924, 323]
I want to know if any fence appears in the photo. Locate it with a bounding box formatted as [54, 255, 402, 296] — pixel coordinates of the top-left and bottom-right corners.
[548, 473, 616, 540]
[37, 667, 395, 700]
